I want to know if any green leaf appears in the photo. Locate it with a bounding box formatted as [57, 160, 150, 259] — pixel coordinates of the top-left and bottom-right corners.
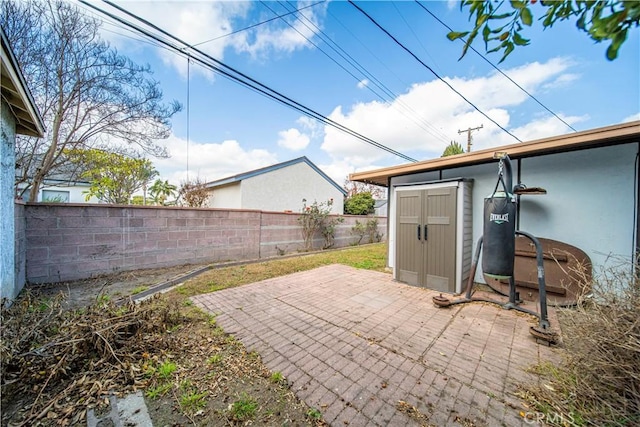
[447, 31, 470, 41]
[482, 24, 491, 41]
[512, 32, 530, 46]
[606, 28, 628, 60]
[499, 42, 515, 63]
[576, 11, 587, 30]
[489, 12, 515, 20]
[520, 7, 533, 26]
[510, 0, 526, 10]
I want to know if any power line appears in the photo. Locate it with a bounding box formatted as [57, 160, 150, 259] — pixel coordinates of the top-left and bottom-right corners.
[78, 0, 418, 162]
[348, 0, 523, 143]
[191, 1, 326, 47]
[278, 0, 452, 145]
[414, 0, 578, 133]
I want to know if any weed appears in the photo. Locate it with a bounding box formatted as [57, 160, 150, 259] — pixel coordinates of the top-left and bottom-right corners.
[270, 371, 283, 383]
[146, 382, 172, 399]
[96, 293, 110, 304]
[182, 299, 193, 306]
[157, 361, 177, 380]
[180, 389, 207, 413]
[229, 394, 258, 421]
[131, 285, 149, 295]
[207, 315, 217, 327]
[35, 299, 51, 312]
[208, 354, 223, 365]
[307, 408, 322, 421]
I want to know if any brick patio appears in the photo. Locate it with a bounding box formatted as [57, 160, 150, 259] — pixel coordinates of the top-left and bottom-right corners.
[192, 264, 561, 426]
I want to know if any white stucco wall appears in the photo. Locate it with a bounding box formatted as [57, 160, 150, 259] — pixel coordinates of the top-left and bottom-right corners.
[518, 144, 637, 272]
[241, 162, 344, 214]
[209, 183, 242, 209]
[40, 184, 100, 203]
[1, 99, 17, 301]
[388, 143, 639, 282]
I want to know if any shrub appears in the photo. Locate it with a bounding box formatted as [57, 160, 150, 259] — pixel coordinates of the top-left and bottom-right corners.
[351, 218, 383, 245]
[344, 192, 375, 215]
[521, 255, 640, 426]
[298, 199, 343, 250]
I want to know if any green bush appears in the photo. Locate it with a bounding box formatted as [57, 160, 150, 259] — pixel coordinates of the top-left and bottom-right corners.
[344, 192, 375, 215]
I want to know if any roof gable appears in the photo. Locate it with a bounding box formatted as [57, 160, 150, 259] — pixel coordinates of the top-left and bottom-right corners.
[206, 156, 347, 195]
[1, 28, 44, 137]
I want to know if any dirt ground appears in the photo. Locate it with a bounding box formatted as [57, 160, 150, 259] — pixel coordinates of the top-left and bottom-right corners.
[29, 263, 209, 309]
[2, 264, 324, 427]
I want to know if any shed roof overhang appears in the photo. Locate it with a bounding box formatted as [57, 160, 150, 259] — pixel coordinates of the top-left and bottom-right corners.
[350, 121, 640, 187]
[1, 29, 45, 137]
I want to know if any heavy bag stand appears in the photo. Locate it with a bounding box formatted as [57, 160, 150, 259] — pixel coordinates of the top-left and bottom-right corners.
[432, 153, 558, 344]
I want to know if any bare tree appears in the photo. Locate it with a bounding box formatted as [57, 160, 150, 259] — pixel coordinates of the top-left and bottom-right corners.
[343, 177, 385, 199]
[2, 0, 181, 201]
[177, 177, 211, 208]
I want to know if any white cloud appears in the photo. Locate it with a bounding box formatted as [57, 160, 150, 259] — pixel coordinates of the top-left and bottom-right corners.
[101, 1, 327, 76]
[320, 57, 579, 172]
[100, 1, 250, 78]
[357, 79, 369, 89]
[296, 116, 323, 139]
[153, 135, 277, 184]
[623, 113, 640, 122]
[277, 128, 310, 151]
[229, 1, 327, 59]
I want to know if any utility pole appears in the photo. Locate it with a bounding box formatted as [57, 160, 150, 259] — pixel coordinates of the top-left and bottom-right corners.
[458, 124, 483, 152]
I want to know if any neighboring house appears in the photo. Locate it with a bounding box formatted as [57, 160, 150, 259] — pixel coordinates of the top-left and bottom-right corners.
[373, 199, 388, 217]
[351, 121, 640, 294]
[15, 174, 99, 203]
[1, 28, 45, 302]
[206, 157, 346, 214]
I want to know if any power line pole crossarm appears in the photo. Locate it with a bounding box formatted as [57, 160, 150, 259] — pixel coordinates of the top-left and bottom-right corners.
[458, 124, 483, 152]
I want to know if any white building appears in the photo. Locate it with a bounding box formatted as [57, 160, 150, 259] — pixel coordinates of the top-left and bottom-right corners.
[206, 157, 346, 214]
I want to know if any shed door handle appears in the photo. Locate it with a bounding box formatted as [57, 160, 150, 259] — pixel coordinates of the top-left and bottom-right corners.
[424, 224, 428, 240]
[417, 225, 421, 240]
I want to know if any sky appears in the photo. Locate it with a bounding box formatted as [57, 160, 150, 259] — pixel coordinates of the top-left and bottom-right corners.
[77, 0, 640, 189]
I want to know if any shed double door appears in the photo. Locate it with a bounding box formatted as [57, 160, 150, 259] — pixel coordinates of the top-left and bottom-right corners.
[396, 187, 457, 292]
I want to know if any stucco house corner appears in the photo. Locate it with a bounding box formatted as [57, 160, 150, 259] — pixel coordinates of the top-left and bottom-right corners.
[1, 27, 45, 304]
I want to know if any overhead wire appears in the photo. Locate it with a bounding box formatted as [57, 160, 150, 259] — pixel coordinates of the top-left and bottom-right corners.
[348, 0, 523, 143]
[391, 2, 443, 76]
[414, 0, 578, 133]
[259, 1, 391, 103]
[191, 0, 326, 47]
[78, 0, 418, 162]
[278, 0, 452, 145]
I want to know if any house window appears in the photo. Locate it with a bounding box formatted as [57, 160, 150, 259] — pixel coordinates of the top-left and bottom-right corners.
[42, 190, 70, 203]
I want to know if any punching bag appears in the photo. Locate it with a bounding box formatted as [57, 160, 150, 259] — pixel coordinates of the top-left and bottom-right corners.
[482, 175, 516, 279]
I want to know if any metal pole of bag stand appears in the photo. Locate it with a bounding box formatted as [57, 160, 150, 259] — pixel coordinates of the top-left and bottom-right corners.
[516, 231, 550, 330]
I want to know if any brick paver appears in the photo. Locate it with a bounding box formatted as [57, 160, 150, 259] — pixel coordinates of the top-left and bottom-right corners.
[192, 264, 562, 426]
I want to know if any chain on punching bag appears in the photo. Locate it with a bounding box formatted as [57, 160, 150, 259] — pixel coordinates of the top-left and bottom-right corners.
[482, 160, 517, 279]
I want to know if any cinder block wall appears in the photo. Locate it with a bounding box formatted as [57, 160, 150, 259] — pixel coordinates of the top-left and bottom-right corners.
[23, 203, 387, 284]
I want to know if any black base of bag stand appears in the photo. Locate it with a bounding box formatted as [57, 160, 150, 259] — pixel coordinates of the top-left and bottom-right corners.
[432, 231, 558, 345]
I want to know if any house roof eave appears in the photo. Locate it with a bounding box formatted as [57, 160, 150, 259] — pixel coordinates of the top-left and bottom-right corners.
[1, 28, 45, 138]
[349, 121, 640, 187]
